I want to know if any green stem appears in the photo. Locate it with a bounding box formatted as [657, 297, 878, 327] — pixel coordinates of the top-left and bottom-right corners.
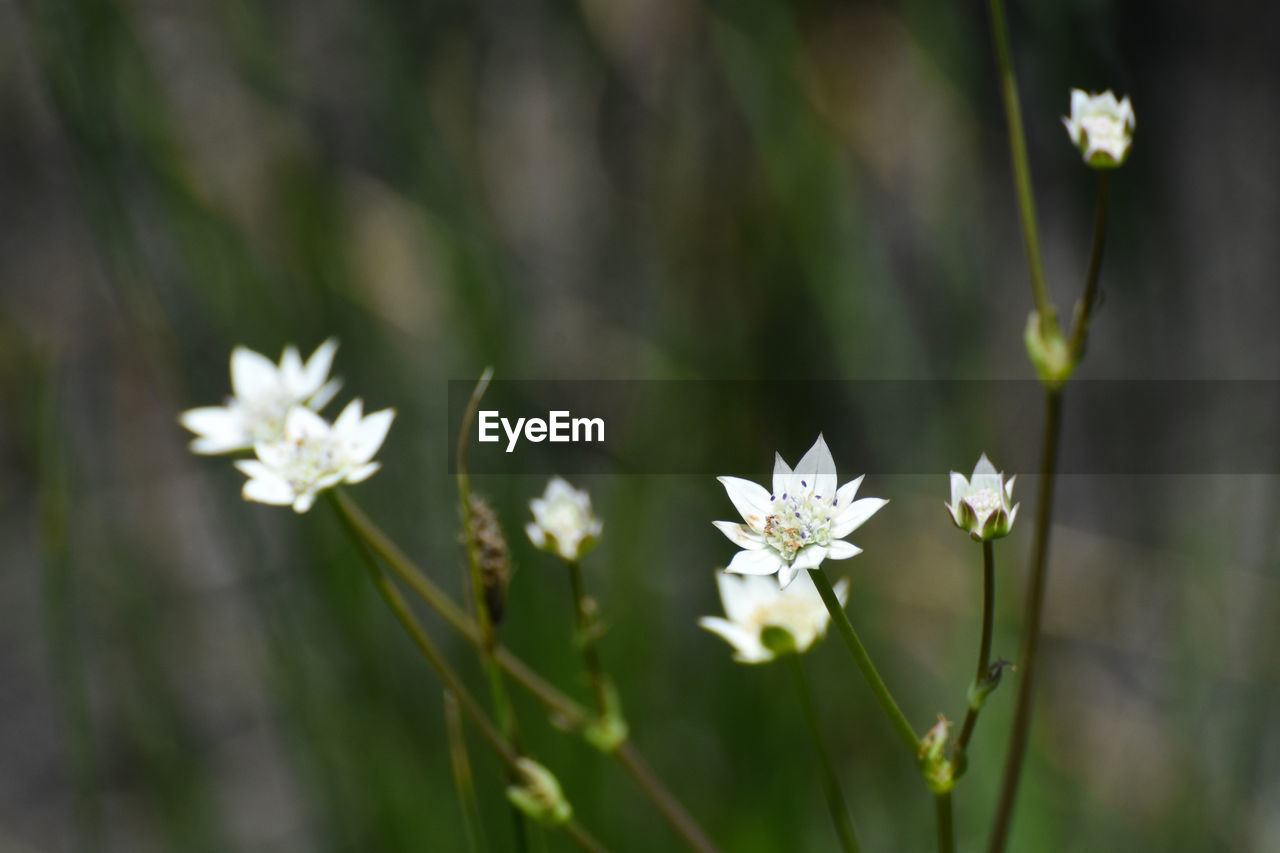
[455, 370, 527, 848]
[443, 691, 487, 853]
[787, 655, 861, 853]
[808, 567, 921, 756]
[331, 492, 721, 853]
[325, 492, 606, 853]
[987, 0, 1052, 327]
[1068, 171, 1111, 360]
[567, 561, 611, 714]
[987, 389, 1063, 852]
[954, 541, 996, 759]
[936, 792, 956, 853]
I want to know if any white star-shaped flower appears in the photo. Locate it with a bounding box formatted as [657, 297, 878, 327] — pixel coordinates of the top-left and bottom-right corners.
[715, 435, 886, 588]
[1062, 88, 1135, 168]
[179, 339, 342, 454]
[525, 477, 602, 562]
[945, 453, 1018, 542]
[698, 570, 849, 664]
[234, 399, 394, 513]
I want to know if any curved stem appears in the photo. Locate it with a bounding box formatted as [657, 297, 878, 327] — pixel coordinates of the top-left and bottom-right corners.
[1068, 172, 1111, 359]
[987, 0, 1051, 327]
[612, 744, 720, 853]
[955, 541, 996, 758]
[787, 655, 861, 853]
[936, 792, 956, 853]
[987, 389, 1063, 852]
[326, 491, 605, 852]
[809, 567, 921, 756]
[331, 492, 721, 853]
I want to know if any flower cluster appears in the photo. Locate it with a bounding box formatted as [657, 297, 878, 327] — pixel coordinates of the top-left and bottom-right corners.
[180, 340, 394, 512]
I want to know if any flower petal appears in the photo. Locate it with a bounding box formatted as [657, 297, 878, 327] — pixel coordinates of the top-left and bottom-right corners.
[826, 539, 863, 560]
[777, 563, 800, 589]
[717, 476, 773, 532]
[180, 406, 249, 454]
[712, 520, 765, 550]
[344, 462, 381, 484]
[792, 435, 837, 499]
[301, 338, 339, 396]
[790, 544, 829, 572]
[349, 409, 395, 463]
[830, 497, 888, 538]
[698, 617, 768, 663]
[284, 406, 331, 440]
[772, 453, 793, 498]
[308, 378, 343, 412]
[833, 475, 863, 510]
[279, 345, 305, 390]
[230, 346, 280, 400]
[333, 398, 365, 433]
[241, 470, 296, 506]
[970, 453, 1001, 493]
[725, 548, 783, 576]
[949, 471, 968, 507]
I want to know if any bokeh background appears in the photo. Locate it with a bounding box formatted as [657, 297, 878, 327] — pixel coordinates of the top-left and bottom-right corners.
[3, 0, 1280, 850]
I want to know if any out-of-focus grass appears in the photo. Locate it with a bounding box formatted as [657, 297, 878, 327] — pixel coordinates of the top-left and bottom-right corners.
[2, 0, 1280, 850]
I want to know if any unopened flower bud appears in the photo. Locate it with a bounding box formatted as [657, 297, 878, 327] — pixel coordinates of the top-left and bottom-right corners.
[505, 758, 572, 826]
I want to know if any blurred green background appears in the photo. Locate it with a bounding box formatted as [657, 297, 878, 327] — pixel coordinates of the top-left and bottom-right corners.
[3, 0, 1279, 850]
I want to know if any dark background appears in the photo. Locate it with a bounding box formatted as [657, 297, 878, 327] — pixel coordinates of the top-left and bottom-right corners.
[2, 0, 1278, 850]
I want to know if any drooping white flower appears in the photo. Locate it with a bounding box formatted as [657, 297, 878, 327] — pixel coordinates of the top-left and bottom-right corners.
[698, 570, 849, 664]
[179, 340, 342, 454]
[945, 453, 1018, 542]
[234, 399, 394, 513]
[1062, 89, 1135, 168]
[525, 477, 602, 562]
[715, 435, 886, 588]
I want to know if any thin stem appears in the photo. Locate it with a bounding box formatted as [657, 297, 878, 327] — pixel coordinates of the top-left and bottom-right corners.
[808, 567, 921, 756]
[787, 655, 861, 853]
[613, 744, 720, 853]
[444, 691, 487, 853]
[331, 492, 721, 853]
[987, 389, 1063, 852]
[955, 541, 996, 758]
[326, 492, 606, 853]
[1068, 171, 1111, 360]
[337, 492, 586, 723]
[567, 561, 610, 714]
[987, 0, 1051, 327]
[936, 792, 956, 853]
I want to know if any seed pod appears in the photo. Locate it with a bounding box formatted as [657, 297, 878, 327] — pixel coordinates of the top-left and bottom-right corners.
[467, 495, 511, 626]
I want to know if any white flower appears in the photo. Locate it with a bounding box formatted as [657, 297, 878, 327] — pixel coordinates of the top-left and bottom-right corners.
[234, 399, 394, 513]
[1062, 89, 1135, 168]
[714, 435, 886, 588]
[945, 453, 1018, 541]
[525, 477, 602, 562]
[179, 340, 342, 454]
[698, 570, 849, 663]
